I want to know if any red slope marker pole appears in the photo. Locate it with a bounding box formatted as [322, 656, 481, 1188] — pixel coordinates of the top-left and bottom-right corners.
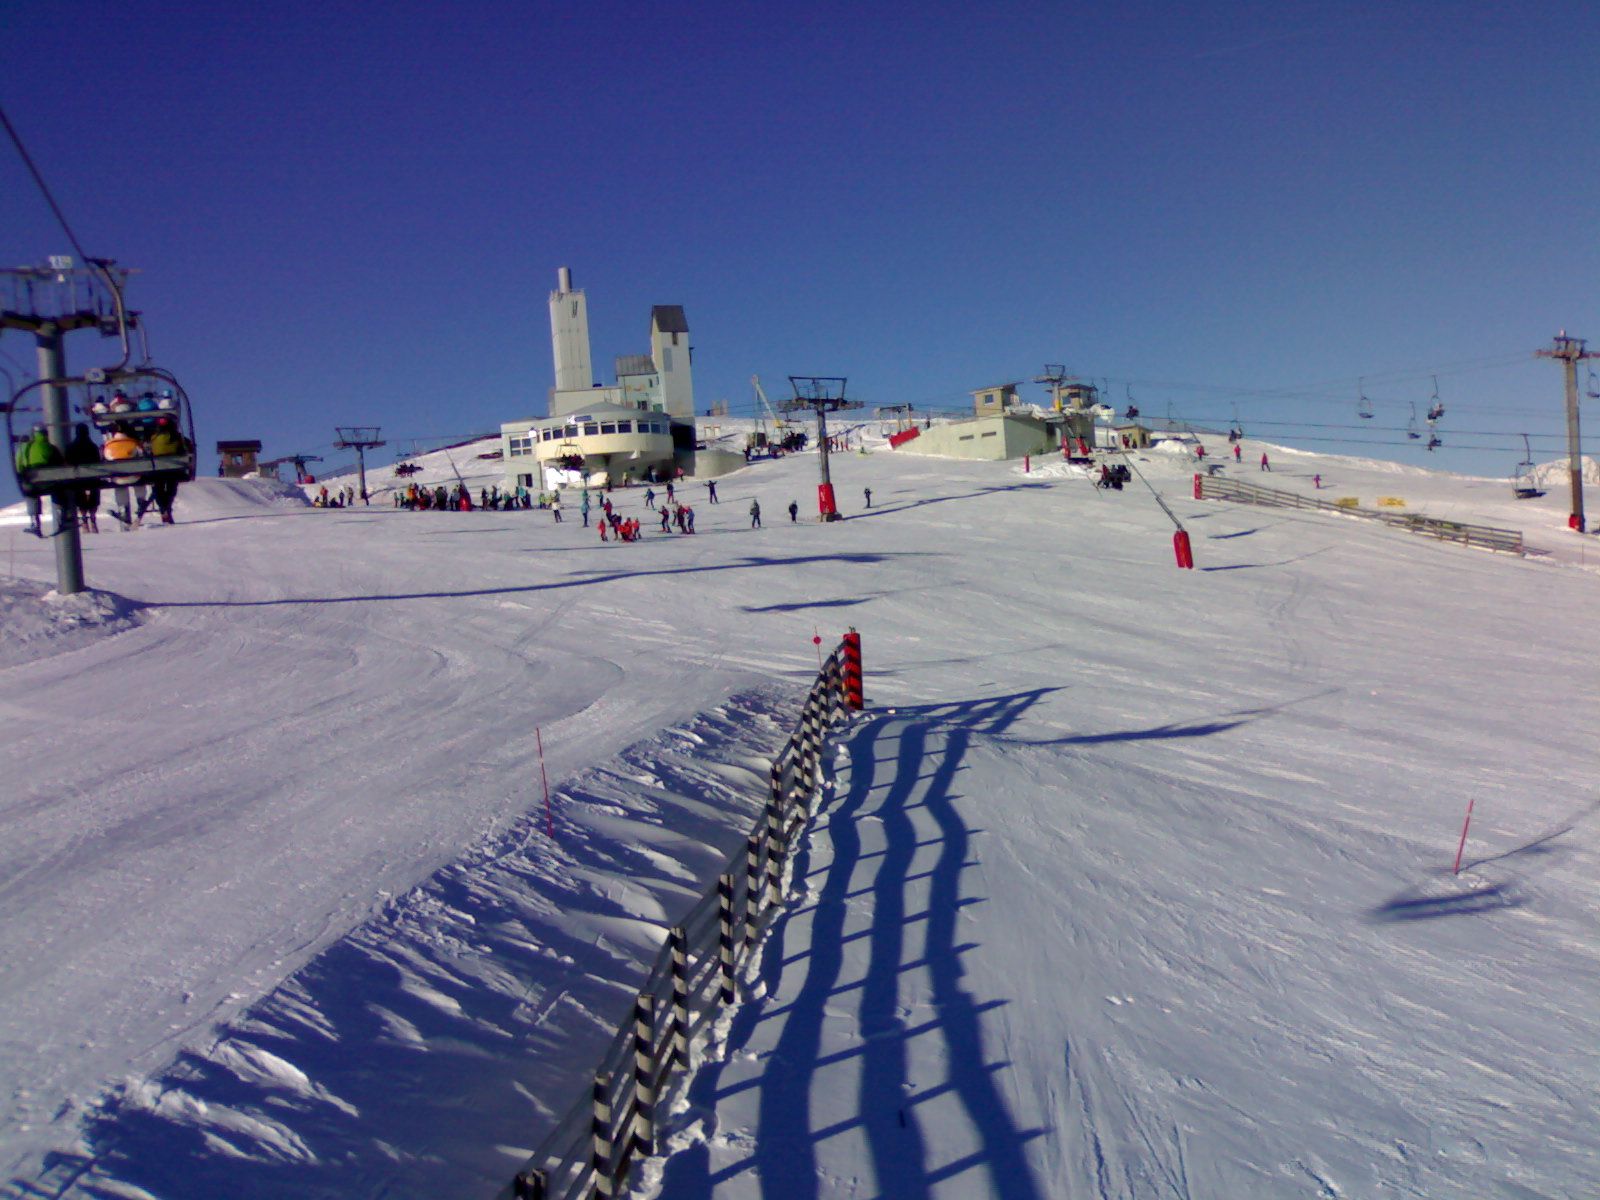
[1453, 798, 1475, 876]
[537, 725, 554, 839]
[813, 627, 824, 672]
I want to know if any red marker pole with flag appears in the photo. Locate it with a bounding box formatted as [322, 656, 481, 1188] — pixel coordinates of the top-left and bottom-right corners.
[537, 726, 554, 839]
[812, 627, 824, 672]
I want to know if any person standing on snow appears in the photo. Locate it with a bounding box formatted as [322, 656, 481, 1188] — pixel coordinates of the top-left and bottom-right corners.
[863, 487, 872, 508]
[1260, 452, 1270, 472]
[580, 492, 591, 527]
[551, 492, 563, 522]
[707, 479, 718, 503]
[644, 486, 655, 510]
[1233, 443, 1241, 462]
[788, 500, 799, 522]
[749, 498, 761, 529]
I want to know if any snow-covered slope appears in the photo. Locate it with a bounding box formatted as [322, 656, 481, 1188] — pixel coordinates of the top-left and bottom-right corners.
[3, 436, 1599, 1198]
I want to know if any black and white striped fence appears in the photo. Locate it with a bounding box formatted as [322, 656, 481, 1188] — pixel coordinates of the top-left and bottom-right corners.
[505, 635, 861, 1200]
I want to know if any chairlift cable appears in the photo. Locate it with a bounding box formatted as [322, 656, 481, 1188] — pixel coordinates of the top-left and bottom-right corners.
[1117, 450, 1184, 531]
[0, 102, 133, 370]
[0, 103, 93, 271]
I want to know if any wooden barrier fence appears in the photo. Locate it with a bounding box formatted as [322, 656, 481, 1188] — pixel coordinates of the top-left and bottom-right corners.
[504, 639, 859, 1200]
[1195, 474, 1525, 556]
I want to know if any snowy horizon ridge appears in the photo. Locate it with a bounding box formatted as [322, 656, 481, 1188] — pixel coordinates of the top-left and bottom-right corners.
[5, 425, 1600, 1199]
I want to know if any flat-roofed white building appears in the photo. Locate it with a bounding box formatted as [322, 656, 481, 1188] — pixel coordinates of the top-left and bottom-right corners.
[504, 268, 701, 489]
[502, 403, 677, 490]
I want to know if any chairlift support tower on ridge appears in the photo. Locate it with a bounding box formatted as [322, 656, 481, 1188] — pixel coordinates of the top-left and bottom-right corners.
[779, 376, 860, 521]
[1535, 331, 1597, 532]
[335, 426, 385, 503]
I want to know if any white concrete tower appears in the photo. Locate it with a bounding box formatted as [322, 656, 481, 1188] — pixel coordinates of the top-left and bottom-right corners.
[549, 266, 593, 395]
[649, 305, 694, 418]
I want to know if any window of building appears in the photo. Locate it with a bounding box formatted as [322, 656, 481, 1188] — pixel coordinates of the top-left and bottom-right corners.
[583, 423, 599, 436]
[600, 423, 618, 434]
[616, 421, 632, 433]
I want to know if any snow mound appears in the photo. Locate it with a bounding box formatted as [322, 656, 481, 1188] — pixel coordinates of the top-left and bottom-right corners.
[176, 476, 313, 520]
[0, 579, 141, 669]
[1528, 456, 1600, 487]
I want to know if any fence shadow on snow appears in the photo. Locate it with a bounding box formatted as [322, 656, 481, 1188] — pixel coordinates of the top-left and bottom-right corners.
[655, 691, 1053, 1200]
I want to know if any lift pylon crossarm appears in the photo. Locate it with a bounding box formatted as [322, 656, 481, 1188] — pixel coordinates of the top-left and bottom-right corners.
[334, 427, 384, 502]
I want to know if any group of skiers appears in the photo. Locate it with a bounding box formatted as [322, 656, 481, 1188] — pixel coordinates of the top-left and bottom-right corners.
[315, 485, 362, 508]
[13, 415, 188, 535]
[392, 482, 553, 512]
[371, 467, 882, 538]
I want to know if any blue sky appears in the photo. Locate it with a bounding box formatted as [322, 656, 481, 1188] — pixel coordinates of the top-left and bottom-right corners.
[2, 1, 1597, 492]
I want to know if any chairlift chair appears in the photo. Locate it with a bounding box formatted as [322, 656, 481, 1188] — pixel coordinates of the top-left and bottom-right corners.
[1426, 375, 1444, 424]
[7, 364, 197, 502]
[1357, 377, 1374, 419]
[1426, 434, 1442, 451]
[1587, 368, 1599, 402]
[1512, 433, 1545, 499]
[553, 433, 584, 474]
[1406, 402, 1421, 440]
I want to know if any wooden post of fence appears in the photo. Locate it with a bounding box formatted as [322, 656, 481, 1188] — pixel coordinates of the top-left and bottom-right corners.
[592, 1071, 616, 1197]
[745, 833, 763, 953]
[717, 873, 737, 1005]
[832, 652, 844, 729]
[786, 735, 808, 820]
[799, 694, 819, 807]
[513, 1168, 547, 1200]
[633, 993, 656, 1157]
[668, 926, 689, 1068]
[767, 764, 786, 908]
